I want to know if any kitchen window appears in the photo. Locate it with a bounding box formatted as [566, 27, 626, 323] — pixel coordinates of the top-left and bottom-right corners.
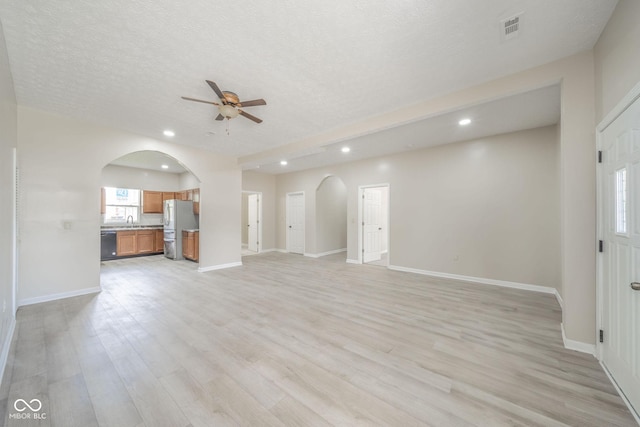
[103, 187, 140, 223]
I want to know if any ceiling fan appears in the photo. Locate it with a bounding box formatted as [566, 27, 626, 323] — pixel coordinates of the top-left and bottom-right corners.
[182, 80, 266, 124]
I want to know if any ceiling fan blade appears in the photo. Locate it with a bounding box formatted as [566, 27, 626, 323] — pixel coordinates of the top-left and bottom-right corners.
[238, 99, 266, 107]
[206, 80, 227, 104]
[181, 96, 219, 106]
[215, 114, 225, 121]
[239, 110, 263, 124]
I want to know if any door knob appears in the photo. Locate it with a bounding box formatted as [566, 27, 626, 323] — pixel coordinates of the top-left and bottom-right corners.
[378, 227, 382, 230]
[289, 225, 292, 228]
[631, 282, 640, 291]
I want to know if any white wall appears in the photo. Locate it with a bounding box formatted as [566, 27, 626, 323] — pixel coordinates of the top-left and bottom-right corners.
[17, 107, 241, 304]
[276, 126, 560, 291]
[101, 164, 181, 191]
[179, 171, 200, 190]
[242, 171, 276, 251]
[594, 0, 640, 122]
[315, 175, 347, 254]
[0, 18, 17, 381]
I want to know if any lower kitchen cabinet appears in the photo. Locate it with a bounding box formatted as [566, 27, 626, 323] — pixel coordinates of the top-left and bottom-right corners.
[136, 230, 155, 254]
[116, 231, 136, 256]
[155, 229, 164, 253]
[116, 229, 164, 257]
[182, 230, 198, 262]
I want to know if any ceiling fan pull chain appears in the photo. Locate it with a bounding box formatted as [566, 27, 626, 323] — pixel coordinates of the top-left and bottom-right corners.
[226, 118, 231, 136]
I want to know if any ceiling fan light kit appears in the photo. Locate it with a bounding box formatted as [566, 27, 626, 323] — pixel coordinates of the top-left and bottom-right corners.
[181, 80, 266, 134]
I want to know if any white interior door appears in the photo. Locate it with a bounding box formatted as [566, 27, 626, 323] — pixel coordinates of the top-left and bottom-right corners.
[600, 93, 640, 416]
[287, 192, 305, 254]
[363, 188, 383, 263]
[248, 194, 259, 252]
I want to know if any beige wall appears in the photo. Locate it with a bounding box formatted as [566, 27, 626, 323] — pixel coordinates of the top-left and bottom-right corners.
[242, 171, 276, 251]
[17, 107, 241, 304]
[594, 0, 640, 122]
[0, 18, 17, 378]
[315, 175, 347, 254]
[277, 126, 560, 289]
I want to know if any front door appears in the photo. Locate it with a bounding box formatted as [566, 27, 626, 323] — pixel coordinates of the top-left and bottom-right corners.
[286, 192, 305, 254]
[600, 92, 640, 416]
[363, 188, 383, 263]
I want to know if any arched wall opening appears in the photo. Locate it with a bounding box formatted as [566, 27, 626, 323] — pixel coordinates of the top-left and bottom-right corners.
[314, 175, 347, 256]
[99, 150, 202, 270]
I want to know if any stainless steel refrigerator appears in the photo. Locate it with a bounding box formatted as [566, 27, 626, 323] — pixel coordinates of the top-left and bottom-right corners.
[163, 199, 197, 260]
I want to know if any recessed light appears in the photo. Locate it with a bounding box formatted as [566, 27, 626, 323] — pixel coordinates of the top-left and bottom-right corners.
[280, 160, 288, 166]
[163, 130, 175, 137]
[458, 118, 471, 126]
[341, 146, 351, 153]
[161, 164, 169, 169]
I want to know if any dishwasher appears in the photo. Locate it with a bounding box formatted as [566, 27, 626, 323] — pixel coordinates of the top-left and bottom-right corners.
[100, 231, 117, 261]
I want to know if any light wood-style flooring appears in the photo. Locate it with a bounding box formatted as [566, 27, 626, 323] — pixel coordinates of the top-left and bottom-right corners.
[0, 252, 636, 426]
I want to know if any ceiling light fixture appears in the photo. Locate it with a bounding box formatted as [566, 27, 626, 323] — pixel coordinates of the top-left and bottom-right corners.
[458, 118, 471, 126]
[163, 130, 175, 137]
[341, 147, 351, 153]
[161, 164, 169, 169]
[280, 160, 288, 166]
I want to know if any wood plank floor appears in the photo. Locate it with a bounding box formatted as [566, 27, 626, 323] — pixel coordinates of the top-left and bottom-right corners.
[0, 252, 636, 426]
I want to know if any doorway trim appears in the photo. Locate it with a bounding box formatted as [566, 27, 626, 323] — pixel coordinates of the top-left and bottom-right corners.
[286, 191, 305, 254]
[242, 190, 263, 254]
[596, 79, 640, 425]
[357, 183, 390, 265]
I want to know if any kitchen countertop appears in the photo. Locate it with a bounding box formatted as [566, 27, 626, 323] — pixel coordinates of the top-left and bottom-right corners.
[183, 229, 199, 232]
[101, 225, 164, 231]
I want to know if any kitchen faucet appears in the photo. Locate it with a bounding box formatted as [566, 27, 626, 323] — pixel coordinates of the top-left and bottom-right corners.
[126, 215, 134, 226]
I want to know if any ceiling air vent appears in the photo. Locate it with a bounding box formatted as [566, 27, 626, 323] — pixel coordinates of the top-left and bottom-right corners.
[500, 13, 522, 41]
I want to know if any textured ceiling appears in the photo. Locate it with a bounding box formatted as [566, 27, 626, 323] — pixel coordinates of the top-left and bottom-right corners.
[0, 0, 616, 170]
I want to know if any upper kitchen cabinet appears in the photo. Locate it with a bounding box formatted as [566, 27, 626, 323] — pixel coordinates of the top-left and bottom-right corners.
[100, 187, 106, 214]
[142, 190, 163, 213]
[162, 192, 175, 202]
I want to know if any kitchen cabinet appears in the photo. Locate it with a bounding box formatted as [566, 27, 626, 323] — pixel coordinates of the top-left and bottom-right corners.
[142, 191, 163, 213]
[162, 192, 175, 201]
[155, 229, 164, 253]
[136, 230, 155, 254]
[194, 231, 199, 262]
[177, 190, 188, 201]
[116, 230, 136, 256]
[182, 230, 198, 261]
[116, 229, 164, 256]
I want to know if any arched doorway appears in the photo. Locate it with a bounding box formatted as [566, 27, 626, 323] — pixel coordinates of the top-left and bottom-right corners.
[314, 175, 347, 257]
[99, 150, 201, 269]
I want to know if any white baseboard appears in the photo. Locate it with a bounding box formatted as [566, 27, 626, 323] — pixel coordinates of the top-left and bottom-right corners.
[387, 265, 557, 295]
[198, 261, 242, 272]
[346, 259, 360, 264]
[304, 248, 347, 258]
[561, 323, 596, 355]
[18, 286, 101, 307]
[599, 360, 640, 425]
[0, 317, 16, 387]
[260, 248, 287, 254]
[554, 289, 564, 310]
